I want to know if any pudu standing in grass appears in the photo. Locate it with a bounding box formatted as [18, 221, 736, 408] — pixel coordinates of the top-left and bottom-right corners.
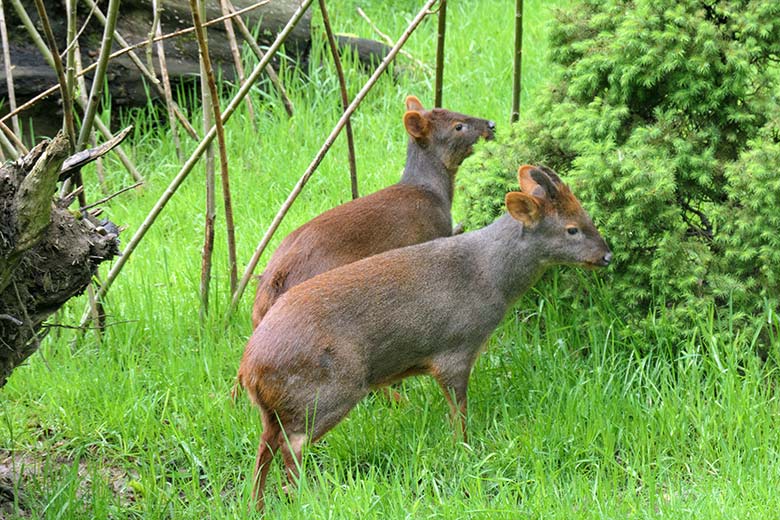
[250, 95, 495, 329]
[238, 165, 612, 510]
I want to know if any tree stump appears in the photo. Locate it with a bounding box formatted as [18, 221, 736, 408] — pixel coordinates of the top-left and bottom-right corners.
[0, 132, 120, 388]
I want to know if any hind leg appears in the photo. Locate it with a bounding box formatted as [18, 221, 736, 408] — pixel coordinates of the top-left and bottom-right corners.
[278, 431, 308, 492]
[251, 410, 282, 511]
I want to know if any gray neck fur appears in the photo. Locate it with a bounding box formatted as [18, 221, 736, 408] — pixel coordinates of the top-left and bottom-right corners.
[398, 139, 454, 206]
[462, 213, 550, 304]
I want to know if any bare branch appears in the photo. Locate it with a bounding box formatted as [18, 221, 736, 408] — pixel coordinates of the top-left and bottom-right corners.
[319, 0, 358, 199]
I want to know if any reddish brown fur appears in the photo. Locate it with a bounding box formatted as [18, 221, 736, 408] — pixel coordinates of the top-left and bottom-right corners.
[250, 96, 494, 329]
[251, 185, 453, 326]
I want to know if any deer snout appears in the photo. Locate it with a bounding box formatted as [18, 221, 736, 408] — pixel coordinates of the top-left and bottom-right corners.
[601, 251, 612, 266]
[484, 121, 496, 140]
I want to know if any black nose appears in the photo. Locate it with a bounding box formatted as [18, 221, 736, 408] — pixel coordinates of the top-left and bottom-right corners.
[602, 252, 612, 265]
[487, 120, 496, 131]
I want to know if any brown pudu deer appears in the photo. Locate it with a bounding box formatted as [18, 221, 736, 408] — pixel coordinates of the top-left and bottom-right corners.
[250, 95, 495, 329]
[237, 164, 612, 510]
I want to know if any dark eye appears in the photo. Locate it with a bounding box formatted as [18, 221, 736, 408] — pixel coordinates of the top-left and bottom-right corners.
[454, 123, 464, 131]
[567, 227, 579, 235]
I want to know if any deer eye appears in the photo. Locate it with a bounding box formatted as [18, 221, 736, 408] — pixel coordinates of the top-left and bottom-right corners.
[566, 227, 579, 235]
[454, 123, 464, 131]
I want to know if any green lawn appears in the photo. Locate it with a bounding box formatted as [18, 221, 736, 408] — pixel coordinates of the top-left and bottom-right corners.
[2, 0, 780, 518]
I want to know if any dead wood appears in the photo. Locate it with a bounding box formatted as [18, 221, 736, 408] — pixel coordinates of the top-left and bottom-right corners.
[0, 132, 121, 387]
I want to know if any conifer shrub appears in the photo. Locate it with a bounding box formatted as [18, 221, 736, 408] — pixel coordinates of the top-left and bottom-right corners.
[458, 0, 780, 322]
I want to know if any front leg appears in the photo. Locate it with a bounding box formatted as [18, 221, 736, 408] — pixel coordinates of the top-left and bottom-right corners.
[430, 357, 474, 443]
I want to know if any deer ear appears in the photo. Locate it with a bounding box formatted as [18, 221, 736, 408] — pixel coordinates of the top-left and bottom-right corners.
[405, 95, 425, 112]
[505, 191, 541, 227]
[517, 165, 548, 199]
[404, 110, 430, 140]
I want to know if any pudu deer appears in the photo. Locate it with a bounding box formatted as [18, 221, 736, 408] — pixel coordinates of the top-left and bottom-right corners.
[237, 165, 612, 510]
[250, 95, 495, 329]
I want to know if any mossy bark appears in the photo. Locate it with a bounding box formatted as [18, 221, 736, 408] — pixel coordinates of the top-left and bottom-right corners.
[0, 132, 120, 387]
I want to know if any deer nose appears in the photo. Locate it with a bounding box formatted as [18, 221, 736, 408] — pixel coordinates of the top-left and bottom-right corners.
[602, 252, 612, 265]
[487, 120, 496, 131]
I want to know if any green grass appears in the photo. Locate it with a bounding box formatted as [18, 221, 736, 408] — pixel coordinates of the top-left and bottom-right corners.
[3, 0, 780, 518]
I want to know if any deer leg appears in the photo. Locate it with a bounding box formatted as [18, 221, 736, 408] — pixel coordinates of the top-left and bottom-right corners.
[251, 410, 282, 511]
[279, 432, 308, 492]
[431, 361, 473, 444]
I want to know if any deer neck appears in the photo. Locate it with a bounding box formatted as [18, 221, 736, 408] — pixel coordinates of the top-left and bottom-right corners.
[469, 214, 550, 303]
[399, 139, 455, 206]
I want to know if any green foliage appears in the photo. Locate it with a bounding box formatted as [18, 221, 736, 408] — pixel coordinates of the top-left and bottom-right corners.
[458, 0, 780, 320]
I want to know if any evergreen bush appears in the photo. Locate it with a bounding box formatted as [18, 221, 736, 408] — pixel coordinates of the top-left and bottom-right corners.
[458, 0, 780, 321]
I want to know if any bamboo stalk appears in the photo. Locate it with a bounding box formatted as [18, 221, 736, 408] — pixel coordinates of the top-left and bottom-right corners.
[224, 0, 295, 118]
[76, 0, 120, 151]
[194, 0, 217, 320]
[227, 0, 441, 319]
[152, 0, 184, 160]
[81, 0, 314, 327]
[0, 0, 20, 137]
[72, 35, 109, 194]
[82, 0, 199, 141]
[65, 0, 77, 118]
[60, 0, 83, 201]
[220, 0, 257, 129]
[31, 0, 77, 148]
[191, 0, 239, 295]
[434, 0, 447, 108]
[0, 124, 18, 159]
[319, 0, 358, 199]
[511, 0, 523, 123]
[67, 4, 144, 184]
[146, 0, 161, 78]
[0, 119, 27, 154]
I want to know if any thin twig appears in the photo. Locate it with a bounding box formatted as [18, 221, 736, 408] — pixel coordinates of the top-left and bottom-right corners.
[147, 0, 161, 79]
[356, 6, 429, 72]
[224, 0, 295, 118]
[319, 0, 358, 199]
[80, 0, 314, 328]
[220, 0, 257, 130]
[1, 0, 273, 126]
[0, 314, 22, 326]
[0, 0, 20, 136]
[227, 0, 441, 319]
[78, 181, 143, 211]
[434, 0, 446, 107]
[153, 0, 184, 160]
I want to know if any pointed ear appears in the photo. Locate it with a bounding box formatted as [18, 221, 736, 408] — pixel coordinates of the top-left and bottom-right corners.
[517, 165, 547, 199]
[505, 191, 541, 227]
[405, 95, 425, 112]
[404, 110, 430, 140]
